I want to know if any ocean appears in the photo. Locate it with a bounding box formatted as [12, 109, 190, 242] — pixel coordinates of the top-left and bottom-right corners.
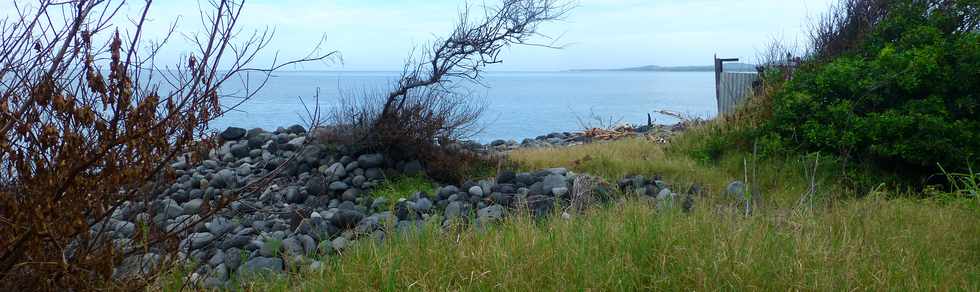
[212, 71, 717, 142]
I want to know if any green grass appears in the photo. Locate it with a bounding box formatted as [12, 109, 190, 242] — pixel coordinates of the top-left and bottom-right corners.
[157, 124, 980, 291]
[237, 197, 979, 291]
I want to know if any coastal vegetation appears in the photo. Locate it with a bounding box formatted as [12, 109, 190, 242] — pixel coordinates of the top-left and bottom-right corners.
[0, 0, 977, 290]
[217, 0, 980, 290]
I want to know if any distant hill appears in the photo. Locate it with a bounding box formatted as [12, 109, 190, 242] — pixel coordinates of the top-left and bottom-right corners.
[571, 63, 758, 72]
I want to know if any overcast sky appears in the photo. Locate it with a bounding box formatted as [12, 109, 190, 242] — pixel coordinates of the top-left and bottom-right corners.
[3, 0, 835, 71]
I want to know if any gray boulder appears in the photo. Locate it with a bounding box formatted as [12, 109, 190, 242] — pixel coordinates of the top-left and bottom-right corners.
[541, 174, 568, 195]
[726, 181, 747, 199]
[306, 176, 326, 197]
[286, 124, 306, 134]
[220, 127, 246, 141]
[402, 160, 423, 175]
[477, 205, 505, 225]
[328, 181, 350, 191]
[285, 186, 305, 204]
[230, 143, 250, 158]
[238, 257, 284, 276]
[325, 162, 346, 177]
[181, 199, 203, 215]
[357, 153, 384, 168]
[468, 186, 484, 197]
[281, 237, 304, 256]
[330, 209, 365, 228]
[214, 169, 238, 189]
[113, 253, 161, 280]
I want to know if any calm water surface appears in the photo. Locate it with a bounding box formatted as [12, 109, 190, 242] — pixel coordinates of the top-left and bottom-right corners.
[213, 71, 717, 142]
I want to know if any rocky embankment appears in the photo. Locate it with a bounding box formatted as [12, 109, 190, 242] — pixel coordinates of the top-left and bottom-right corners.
[478, 123, 688, 152]
[100, 125, 692, 288]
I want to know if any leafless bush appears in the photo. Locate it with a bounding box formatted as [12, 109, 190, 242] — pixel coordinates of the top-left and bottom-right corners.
[0, 0, 330, 290]
[330, 0, 571, 177]
[756, 37, 801, 68]
[807, 0, 889, 60]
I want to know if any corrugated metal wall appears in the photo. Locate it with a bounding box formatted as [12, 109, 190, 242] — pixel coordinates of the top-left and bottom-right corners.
[717, 72, 758, 115]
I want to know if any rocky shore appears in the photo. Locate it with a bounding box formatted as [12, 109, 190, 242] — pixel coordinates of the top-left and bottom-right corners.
[100, 125, 692, 288]
[466, 122, 689, 152]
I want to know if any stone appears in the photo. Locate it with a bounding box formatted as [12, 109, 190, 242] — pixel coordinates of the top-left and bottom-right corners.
[181, 199, 204, 215]
[185, 232, 215, 250]
[114, 221, 136, 237]
[230, 143, 250, 158]
[477, 205, 505, 225]
[287, 137, 306, 146]
[325, 162, 346, 177]
[259, 239, 282, 257]
[328, 181, 350, 191]
[296, 218, 339, 242]
[341, 188, 359, 202]
[515, 172, 536, 186]
[490, 192, 513, 206]
[203, 264, 229, 287]
[236, 164, 253, 176]
[656, 188, 674, 200]
[208, 249, 226, 267]
[281, 237, 304, 256]
[224, 248, 244, 270]
[726, 181, 747, 199]
[414, 198, 433, 213]
[438, 186, 459, 199]
[286, 124, 306, 134]
[214, 169, 238, 189]
[351, 175, 367, 188]
[468, 186, 484, 197]
[546, 168, 569, 175]
[285, 186, 305, 204]
[365, 168, 383, 180]
[330, 237, 350, 252]
[330, 209, 365, 228]
[238, 257, 284, 276]
[113, 253, 161, 280]
[402, 160, 423, 175]
[220, 235, 251, 250]
[206, 217, 235, 236]
[371, 197, 389, 211]
[496, 170, 516, 184]
[541, 174, 568, 195]
[220, 127, 246, 141]
[357, 153, 385, 168]
[310, 261, 324, 271]
[306, 176, 326, 196]
[552, 187, 569, 197]
[527, 195, 555, 217]
[445, 201, 464, 220]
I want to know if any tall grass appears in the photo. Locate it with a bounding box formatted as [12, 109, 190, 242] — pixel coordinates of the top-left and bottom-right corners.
[238, 197, 980, 291]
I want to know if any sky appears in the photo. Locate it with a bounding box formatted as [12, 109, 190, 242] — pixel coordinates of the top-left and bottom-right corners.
[2, 0, 836, 71]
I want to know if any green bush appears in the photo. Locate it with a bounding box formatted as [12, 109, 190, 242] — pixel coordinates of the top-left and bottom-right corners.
[768, 0, 980, 178]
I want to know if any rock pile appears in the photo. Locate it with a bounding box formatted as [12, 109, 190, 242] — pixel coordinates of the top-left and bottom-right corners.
[99, 126, 648, 288]
[479, 123, 688, 152]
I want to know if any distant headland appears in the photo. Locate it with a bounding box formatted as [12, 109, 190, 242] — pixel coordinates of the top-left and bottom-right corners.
[569, 63, 757, 72]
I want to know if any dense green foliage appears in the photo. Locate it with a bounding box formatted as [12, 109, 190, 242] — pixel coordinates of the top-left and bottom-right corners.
[767, 0, 979, 177]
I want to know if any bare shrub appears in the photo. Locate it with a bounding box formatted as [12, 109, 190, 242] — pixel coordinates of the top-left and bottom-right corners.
[329, 0, 571, 180]
[807, 0, 890, 60]
[0, 0, 330, 290]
